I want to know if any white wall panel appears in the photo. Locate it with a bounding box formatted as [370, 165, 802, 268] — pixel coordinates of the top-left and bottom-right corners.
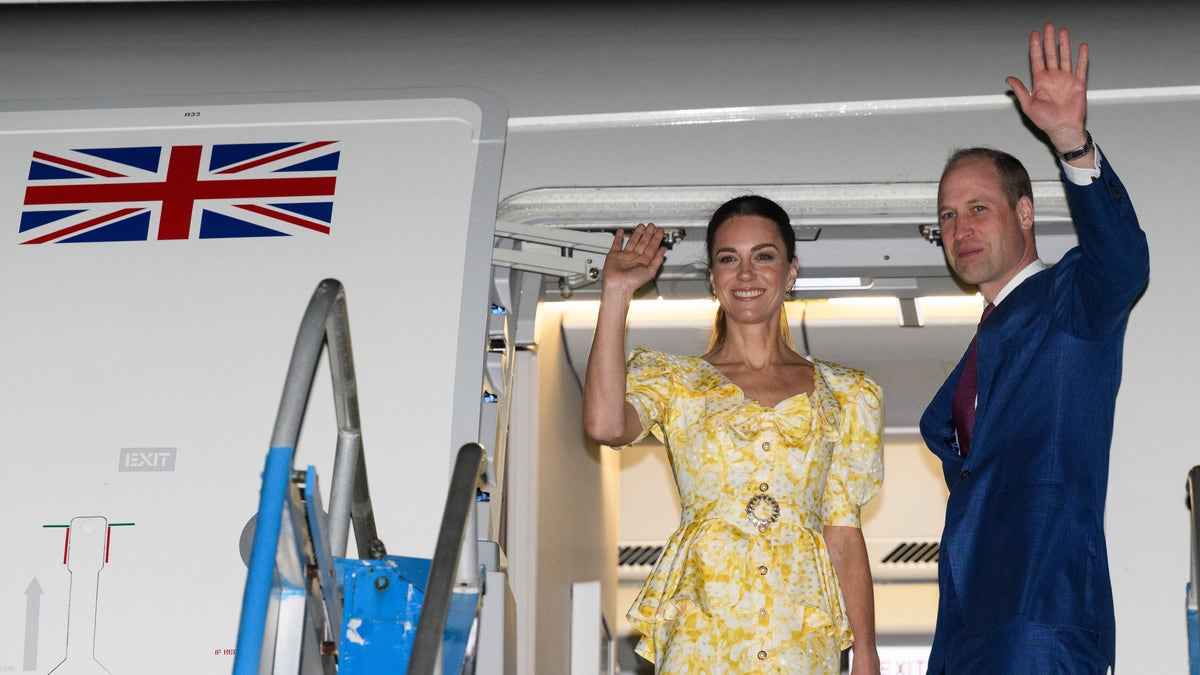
[0, 91, 504, 673]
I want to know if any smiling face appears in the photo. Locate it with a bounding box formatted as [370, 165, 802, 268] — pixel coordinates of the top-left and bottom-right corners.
[709, 215, 798, 327]
[937, 157, 1038, 301]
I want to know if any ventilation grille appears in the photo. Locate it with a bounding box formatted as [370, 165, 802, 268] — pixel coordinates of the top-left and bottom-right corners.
[881, 540, 940, 565]
[619, 544, 664, 567]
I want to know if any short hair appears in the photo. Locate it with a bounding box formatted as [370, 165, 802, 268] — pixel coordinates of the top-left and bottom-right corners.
[942, 147, 1033, 209]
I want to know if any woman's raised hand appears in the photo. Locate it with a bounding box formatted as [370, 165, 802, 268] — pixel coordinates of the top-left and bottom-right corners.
[602, 223, 667, 297]
[584, 223, 664, 446]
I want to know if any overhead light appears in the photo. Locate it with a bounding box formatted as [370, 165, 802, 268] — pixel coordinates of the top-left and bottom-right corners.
[791, 277, 874, 291]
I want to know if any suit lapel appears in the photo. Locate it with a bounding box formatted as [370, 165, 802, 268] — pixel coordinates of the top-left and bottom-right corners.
[973, 272, 1054, 455]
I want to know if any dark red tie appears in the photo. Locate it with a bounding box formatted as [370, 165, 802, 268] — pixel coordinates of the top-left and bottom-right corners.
[952, 303, 995, 457]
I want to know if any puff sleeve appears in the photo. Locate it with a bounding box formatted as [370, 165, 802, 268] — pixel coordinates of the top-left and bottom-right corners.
[821, 375, 884, 527]
[622, 347, 674, 447]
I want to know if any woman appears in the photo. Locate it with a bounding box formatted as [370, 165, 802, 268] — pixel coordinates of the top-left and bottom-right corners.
[583, 195, 883, 674]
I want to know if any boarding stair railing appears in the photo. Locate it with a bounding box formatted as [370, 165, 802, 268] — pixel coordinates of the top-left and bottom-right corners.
[1188, 466, 1200, 675]
[232, 278, 490, 674]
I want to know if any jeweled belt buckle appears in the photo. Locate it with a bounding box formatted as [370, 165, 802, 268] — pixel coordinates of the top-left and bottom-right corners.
[745, 494, 780, 533]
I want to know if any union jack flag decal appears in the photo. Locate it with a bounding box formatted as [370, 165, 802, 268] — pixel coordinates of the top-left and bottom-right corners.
[20, 142, 340, 244]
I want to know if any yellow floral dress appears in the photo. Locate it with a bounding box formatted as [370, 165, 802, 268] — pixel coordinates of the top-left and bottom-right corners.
[622, 347, 884, 674]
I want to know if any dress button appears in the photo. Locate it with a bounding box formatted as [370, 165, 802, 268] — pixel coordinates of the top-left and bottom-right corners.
[757, 650, 768, 660]
[757, 565, 768, 575]
[759, 608, 767, 617]
[758, 482, 769, 493]
[761, 441, 771, 452]
[960, 470, 970, 480]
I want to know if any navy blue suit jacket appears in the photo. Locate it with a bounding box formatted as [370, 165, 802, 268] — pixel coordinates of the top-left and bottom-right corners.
[920, 154, 1149, 674]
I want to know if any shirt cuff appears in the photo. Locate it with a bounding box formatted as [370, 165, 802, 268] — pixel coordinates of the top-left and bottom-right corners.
[1061, 146, 1103, 185]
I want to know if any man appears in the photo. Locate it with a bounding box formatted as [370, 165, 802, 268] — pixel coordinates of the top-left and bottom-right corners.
[919, 24, 1149, 674]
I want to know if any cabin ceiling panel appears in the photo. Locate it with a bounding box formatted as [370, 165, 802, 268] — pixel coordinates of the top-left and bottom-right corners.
[496, 181, 1078, 303]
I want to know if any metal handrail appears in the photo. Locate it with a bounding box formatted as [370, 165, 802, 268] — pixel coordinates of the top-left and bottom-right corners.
[238, 279, 488, 673]
[1188, 467, 1200, 673]
[408, 442, 488, 675]
[1189, 468, 1200, 606]
[271, 278, 380, 560]
[234, 279, 384, 675]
